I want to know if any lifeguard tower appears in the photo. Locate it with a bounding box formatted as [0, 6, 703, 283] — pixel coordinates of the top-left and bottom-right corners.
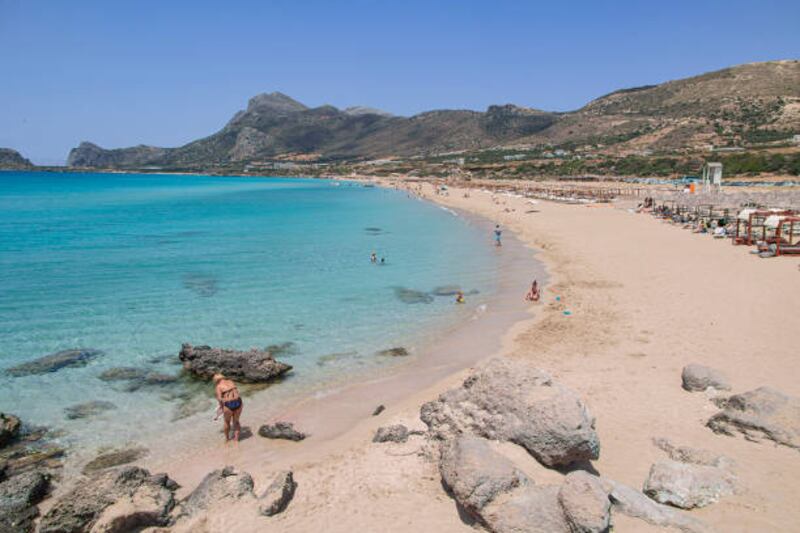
[702, 162, 723, 192]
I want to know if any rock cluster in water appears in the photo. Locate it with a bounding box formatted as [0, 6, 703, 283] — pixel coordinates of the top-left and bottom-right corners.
[6, 348, 103, 377]
[179, 343, 292, 383]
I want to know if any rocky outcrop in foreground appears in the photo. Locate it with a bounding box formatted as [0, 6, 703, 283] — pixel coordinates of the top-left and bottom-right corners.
[435, 435, 707, 533]
[258, 422, 307, 441]
[39, 466, 177, 533]
[0, 414, 21, 449]
[707, 386, 800, 450]
[0, 470, 50, 532]
[421, 359, 599, 467]
[179, 343, 292, 383]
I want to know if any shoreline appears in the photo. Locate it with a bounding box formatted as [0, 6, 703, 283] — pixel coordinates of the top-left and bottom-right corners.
[136, 187, 545, 496]
[19, 174, 800, 531]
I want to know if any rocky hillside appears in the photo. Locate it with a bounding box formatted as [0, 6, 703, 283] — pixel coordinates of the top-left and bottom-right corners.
[0, 148, 33, 169]
[67, 60, 800, 169]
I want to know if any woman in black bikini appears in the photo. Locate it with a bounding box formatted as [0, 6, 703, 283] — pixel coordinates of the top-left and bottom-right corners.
[213, 374, 243, 442]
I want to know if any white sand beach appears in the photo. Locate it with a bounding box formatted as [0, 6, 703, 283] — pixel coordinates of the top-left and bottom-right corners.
[120, 179, 800, 532]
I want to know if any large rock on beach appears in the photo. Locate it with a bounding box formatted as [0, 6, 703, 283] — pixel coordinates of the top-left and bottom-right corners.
[39, 466, 176, 533]
[681, 364, 731, 392]
[178, 343, 292, 383]
[707, 386, 800, 450]
[439, 436, 527, 513]
[258, 422, 307, 441]
[6, 348, 103, 377]
[0, 413, 21, 448]
[173, 466, 254, 520]
[482, 484, 571, 533]
[0, 470, 51, 533]
[258, 470, 297, 516]
[643, 459, 737, 509]
[558, 471, 612, 533]
[605, 479, 709, 533]
[420, 359, 599, 467]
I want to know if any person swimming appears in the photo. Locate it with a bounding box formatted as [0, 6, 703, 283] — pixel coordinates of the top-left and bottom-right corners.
[213, 374, 243, 443]
[455, 291, 465, 304]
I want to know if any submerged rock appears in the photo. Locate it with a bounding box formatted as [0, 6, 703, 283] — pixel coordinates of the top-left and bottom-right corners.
[373, 425, 409, 443]
[0, 470, 51, 533]
[259, 470, 297, 516]
[83, 447, 149, 474]
[393, 287, 434, 304]
[372, 405, 386, 416]
[39, 466, 176, 533]
[0, 414, 21, 449]
[64, 400, 117, 420]
[681, 364, 731, 392]
[707, 386, 800, 450]
[430, 285, 463, 297]
[258, 422, 306, 441]
[178, 343, 292, 383]
[421, 359, 599, 468]
[265, 342, 298, 358]
[98, 367, 148, 382]
[182, 272, 218, 297]
[376, 347, 409, 357]
[6, 348, 103, 377]
[643, 459, 737, 509]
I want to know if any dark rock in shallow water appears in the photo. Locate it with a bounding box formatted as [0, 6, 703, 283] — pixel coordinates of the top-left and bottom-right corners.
[0, 470, 51, 533]
[6, 348, 103, 377]
[39, 466, 176, 533]
[98, 367, 148, 382]
[182, 272, 219, 297]
[0, 414, 21, 448]
[179, 343, 292, 383]
[431, 285, 463, 297]
[83, 447, 148, 473]
[393, 287, 434, 304]
[372, 405, 386, 416]
[376, 347, 409, 357]
[258, 422, 307, 441]
[265, 342, 298, 357]
[64, 400, 116, 420]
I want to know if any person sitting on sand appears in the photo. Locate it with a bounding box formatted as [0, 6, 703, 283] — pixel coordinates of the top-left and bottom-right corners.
[525, 280, 540, 302]
[214, 374, 243, 443]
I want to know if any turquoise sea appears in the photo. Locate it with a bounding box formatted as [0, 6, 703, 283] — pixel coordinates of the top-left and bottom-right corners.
[0, 171, 503, 451]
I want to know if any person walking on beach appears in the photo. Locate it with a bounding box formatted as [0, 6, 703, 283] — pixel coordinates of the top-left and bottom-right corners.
[494, 224, 503, 247]
[213, 374, 243, 443]
[525, 280, 541, 302]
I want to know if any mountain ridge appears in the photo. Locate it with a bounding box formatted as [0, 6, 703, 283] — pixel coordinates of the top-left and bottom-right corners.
[67, 60, 800, 169]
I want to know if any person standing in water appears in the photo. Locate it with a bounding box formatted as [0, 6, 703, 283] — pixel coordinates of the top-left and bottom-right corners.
[370, 252, 377, 263]
[213, 374, 243, 443]
[494, 224, 503, 247]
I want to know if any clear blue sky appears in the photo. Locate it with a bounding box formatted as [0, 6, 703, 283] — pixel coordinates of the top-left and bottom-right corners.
[1, 0, 798, 164]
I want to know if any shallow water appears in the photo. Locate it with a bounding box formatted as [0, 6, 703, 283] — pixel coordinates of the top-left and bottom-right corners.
[0, 172, 502, 452]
